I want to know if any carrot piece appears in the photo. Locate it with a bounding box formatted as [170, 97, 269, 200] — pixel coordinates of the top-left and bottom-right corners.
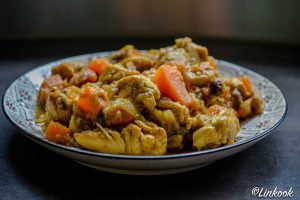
[239, 76, 253, 96]
[89, 58, 110, 75]
[237, 107, 247, 118]
[155, 64, 191, 106]
[46, 121, 71, 144]
[77, 87, 105, 120]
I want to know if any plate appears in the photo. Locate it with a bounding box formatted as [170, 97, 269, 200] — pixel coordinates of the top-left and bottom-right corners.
[2, 52, 287, 175]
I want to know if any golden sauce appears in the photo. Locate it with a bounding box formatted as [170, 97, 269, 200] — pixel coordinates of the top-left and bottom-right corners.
[35, 105, 48, 131]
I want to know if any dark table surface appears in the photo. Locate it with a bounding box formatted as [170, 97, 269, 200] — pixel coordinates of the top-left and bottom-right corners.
[0, 38, 299, 200]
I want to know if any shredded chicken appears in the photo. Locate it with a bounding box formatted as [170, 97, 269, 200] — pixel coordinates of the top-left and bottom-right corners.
[121, 120, 167, 155]
[74, 121, 167, 155]
[74, 125, 126, 154]
[193, 105, 240, 150]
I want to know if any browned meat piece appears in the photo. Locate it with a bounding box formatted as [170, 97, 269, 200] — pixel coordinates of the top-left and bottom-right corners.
[51, 62, 85, 80]
[38, 75, 64, 106]
[52, 63, 75, 80]
[121, 56, 154, 72]
[69, 68, 97, 87]
[183, 62, 217, 88]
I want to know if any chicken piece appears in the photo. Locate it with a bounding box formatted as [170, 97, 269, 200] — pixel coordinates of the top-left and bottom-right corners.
[237, 95, 264, 118]
[167, 135, 184, 149]
[144, 49, 161, 63]
[189, 113, 209, 130]
[193, 126, 218, 149]
[183, 113, 210, 143]
[156, 98, 190, 124]
[230, 77, 253, 98]
[189, 92, 207, 115]
[103, 98, 139, 127]
[108, 45, 141, 63]
[141, 68, 157, 82]
[121, 56, 154, 71]
[121, 120, 167, 155]
[251, 95, 264, 115]
[230, 88, 243, 109]
[74, 125, 126, 154]
[45, 87, 73, 125]
[193, 105, 240, 150]
[183, 62, 216, 87]
[174, 37, 209, 62]
[69, 114, 93, 133]
[150, 109, 180, 136]
[65, 86, 81, 103]
[155, 47, 190, 68]
[149, 98, 191, 136]
[69, 68, 97, 87]
[112, 75, 160, 111]
[99, 64, 139, 85]
[52, 61, 85, 80]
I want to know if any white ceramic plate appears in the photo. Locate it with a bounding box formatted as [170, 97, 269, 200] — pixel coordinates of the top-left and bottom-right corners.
[2, 52, 287, 175]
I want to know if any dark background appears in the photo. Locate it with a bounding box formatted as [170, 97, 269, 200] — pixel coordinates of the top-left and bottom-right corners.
[0, 0, 300, 58]
[1, 0, 300, 44]
[0, 0, 299, 199]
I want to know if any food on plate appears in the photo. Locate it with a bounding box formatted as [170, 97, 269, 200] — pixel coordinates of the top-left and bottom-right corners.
[36, 37, 263, 155]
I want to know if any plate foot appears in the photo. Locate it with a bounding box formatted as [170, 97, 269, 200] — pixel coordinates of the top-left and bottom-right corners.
[75, 161, 213, 175]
